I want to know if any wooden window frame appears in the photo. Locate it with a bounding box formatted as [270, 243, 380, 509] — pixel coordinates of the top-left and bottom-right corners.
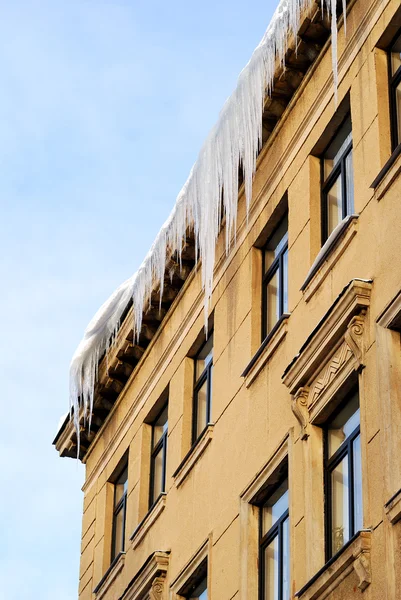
[192, 335, 213, 445]
[261, 217, 288, 341]
[149, 403, 168, 509]
[258, 478, 289, 600]
[324, 392, 362, 562]
[320, 119, 353, 244]
[388, 29, 401, 152]
[111, 465, 128, 563]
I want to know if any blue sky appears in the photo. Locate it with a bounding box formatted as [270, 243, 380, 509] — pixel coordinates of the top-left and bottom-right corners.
[0, 1, 277, 597]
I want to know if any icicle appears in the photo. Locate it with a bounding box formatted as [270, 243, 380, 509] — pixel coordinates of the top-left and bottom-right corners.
[68, 0, 347, 454]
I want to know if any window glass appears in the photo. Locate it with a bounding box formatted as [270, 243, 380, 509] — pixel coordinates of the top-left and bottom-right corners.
[326, 390, 363, 558]
[189, 577, 207, 600]
[283, 249, 288, 314]
[331, 456, 350, 555]
[353, 433, 363, 532]
[195, 335, 213, 379]
[326, 174, 343, 235]
[195, 379, 208, 438]
[114, 467, 128, 506]
[152, 447, 164, 500]
[208, 365, 213, 416]
[321, 115, 353, 241]
[266, 269, 280, 333]
[153, 406, 168, 447]
[390, 33, 401, 149]
[282, 517, 290, 600]
[264, 216, 288, 273]
[391, 31, 401, 75]
[345, 149, 354, 215]
[113, 506, 125, 557]
[323, 117, 352, 180]
[260, 475, 290, 600]
[395, 82, 401, 146]
[262, 213, 288, 338]
[111, 462, 128, 562]
[262, 479, 289, 534]
[327, 392, 360, 458]
[150, 403, 168, 507]
[264, 536, 279, 600]
[193, 334, 213, 443]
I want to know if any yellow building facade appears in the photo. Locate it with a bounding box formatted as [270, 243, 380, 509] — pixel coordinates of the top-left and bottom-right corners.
[55, 0, 401, 598]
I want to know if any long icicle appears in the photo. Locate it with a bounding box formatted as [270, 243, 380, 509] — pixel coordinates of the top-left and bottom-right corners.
[68, 0, 346, 453]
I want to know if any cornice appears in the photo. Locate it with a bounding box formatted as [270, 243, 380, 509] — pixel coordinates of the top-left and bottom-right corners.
[283, 279, 372, 395]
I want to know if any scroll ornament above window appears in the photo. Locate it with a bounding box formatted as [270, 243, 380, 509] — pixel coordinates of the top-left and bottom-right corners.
[282, 279, 372, 440]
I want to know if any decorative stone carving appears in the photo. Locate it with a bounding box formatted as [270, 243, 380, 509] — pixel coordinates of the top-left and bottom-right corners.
[291, 387, 309, 440]
[122, 551, 169, 600]
[289, 307, 368, 441]
[283, 280, 372, 397]
[149, 576, 165, 600]
[353, 551, 371, 591]
[344, 312, 366, 372]
[309, 342, 353, 407]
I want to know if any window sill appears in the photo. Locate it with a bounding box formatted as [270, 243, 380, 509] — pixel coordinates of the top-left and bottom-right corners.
[295, 530, 372, 599]
[130, 493, 167, 549]
[385, 487, 401, 524]
[371, 141, 401, 197]
[301, 215, 359, 303]
[172, 424, 214, 488]
[241, 314, 290, 387]
[93, 551, 125, 598]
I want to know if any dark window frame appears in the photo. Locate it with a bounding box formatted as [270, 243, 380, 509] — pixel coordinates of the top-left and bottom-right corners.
[110, 465, 128, 563]
[261, 216, 288, 341]
[388, 28, 401, 151]
[324, 396, 361, 561]
[149, 403, 168, 509]
[258, 479, 289, 600]
[320, 119, 353, 244]
[192, 334, 213, 445]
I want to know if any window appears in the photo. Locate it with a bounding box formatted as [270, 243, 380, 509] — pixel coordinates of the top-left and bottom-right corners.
[324, 390, 363, 559]
[262, 215, 288, 339]
[111, 464, 128, 562]
[389, 30, 401, 150]
[321, 116, 354, 242]
[149, 404, 168, 508]
[259, 478, 290, 600]
[193, 334, 213, 443]
[186, 577, 207, 600]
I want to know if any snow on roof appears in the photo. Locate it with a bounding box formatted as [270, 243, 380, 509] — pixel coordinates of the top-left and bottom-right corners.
[68, 0, 344, 449]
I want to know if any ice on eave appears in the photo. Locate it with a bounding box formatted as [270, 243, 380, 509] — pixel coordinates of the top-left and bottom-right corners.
[68, 0, 346, 453]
